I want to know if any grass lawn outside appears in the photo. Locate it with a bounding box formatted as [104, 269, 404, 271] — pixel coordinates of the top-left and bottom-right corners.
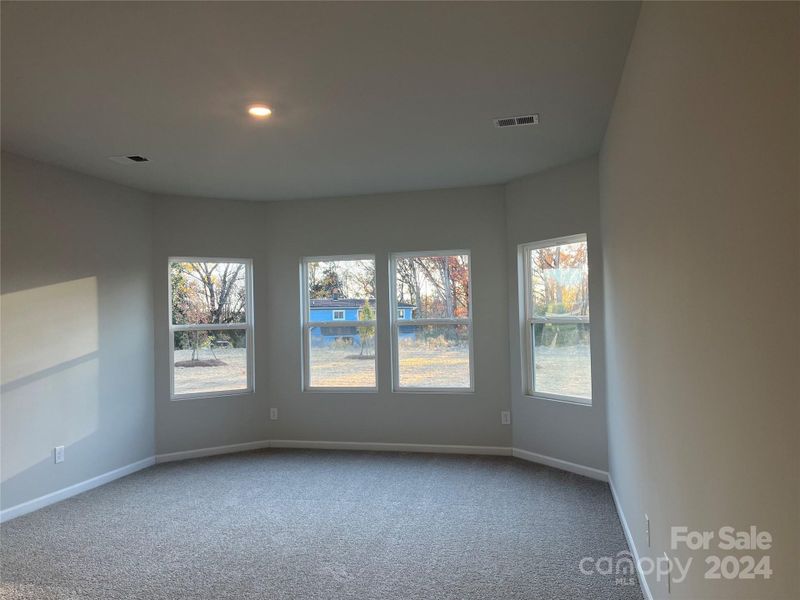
[533, 345, 592, 399]
[173, 342, 591, 398]
[173, 347, 247, 395]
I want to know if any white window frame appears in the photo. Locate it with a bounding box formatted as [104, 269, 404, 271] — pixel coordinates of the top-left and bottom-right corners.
[397, 308, 406, 320]
[168, 257, 255, 401]
[301, 254, 378, 392]
[332, 309, 345, 321]
[519, 234, 591, 405]
[389, 249, 474, 393]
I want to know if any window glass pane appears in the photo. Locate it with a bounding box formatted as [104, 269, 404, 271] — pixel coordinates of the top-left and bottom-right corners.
[305, 257, 376, 388]
[529, 241, 588, 318]
[395, 254, 470, 319]
[397, 324, 470, 388]
[532, 322, 591, 399]
[173, 329, 247, 395]
[306, 258, 376, 321]
[171, 261, 247, 325]
[308, 332, 376, 388]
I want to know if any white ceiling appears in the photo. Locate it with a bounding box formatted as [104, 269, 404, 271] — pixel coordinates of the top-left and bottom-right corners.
[1, 2, 639, 201]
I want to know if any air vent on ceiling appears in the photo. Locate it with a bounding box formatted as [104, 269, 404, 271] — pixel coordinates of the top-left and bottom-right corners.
[494, 113, 540, 128]
[109, 155, 149, 164]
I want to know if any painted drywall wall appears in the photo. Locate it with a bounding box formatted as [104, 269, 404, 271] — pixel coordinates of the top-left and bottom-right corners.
[153, 185, 511, 454]
[152, 197, 270, 453]
[506, 157, 608, 470]
[0, 152, 156, 510]
[600, 3, 799, 599]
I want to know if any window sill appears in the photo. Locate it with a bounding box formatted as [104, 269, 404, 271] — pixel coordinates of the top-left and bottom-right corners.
[303, 387, 378, 394]
[524, 393, 592, 407]
[394, 387, 475, 395]
[170, 388, 253, 401]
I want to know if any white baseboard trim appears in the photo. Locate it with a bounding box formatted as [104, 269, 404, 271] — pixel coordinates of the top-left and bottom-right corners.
[155, 440, 271, 463]
[0, 456, 155, 524]
[269, 439, 513, 456]
[608, 475, 654, 600]
[511, 447, 608, 481]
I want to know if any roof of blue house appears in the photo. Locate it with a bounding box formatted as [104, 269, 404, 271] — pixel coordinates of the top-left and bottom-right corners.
[310, 298, 414, 308]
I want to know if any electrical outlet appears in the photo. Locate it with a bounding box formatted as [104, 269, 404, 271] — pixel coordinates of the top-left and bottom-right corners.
[645, 514, 651, 547]
[54, 446, 65, 464]
[270, 407, 278, 421]
[501, 410, 511, 425]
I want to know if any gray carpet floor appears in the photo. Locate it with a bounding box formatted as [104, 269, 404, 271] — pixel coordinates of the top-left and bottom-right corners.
[1, 450, 643, 599]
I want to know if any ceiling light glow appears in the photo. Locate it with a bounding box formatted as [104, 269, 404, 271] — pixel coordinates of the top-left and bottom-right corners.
[248, 104, 272, 118]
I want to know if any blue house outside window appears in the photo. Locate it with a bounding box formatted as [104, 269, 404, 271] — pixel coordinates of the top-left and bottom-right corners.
[309, 299, 414, 346]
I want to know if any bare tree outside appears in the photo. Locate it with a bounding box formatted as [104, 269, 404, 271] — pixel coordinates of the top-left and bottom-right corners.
[395, 255, 469, 319]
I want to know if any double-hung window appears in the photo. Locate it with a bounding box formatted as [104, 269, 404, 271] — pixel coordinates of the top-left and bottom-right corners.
[520, 235, 592, 403]
[390, 251, 473, 391]
[302, 256, 377, 390]
[169, 258, 253, 399]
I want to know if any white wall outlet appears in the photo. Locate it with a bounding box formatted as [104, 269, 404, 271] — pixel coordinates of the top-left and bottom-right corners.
[501, 410, 511, 425]
[54, 446, 65, 464]
[269, 407, 278, 421]
[645, 514, 650, 547]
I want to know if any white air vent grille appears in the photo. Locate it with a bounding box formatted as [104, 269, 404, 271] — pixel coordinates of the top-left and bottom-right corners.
[494, 113, 540, 128]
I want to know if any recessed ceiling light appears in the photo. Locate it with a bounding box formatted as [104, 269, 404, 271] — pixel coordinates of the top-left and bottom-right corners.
[248, 104, 272, 118]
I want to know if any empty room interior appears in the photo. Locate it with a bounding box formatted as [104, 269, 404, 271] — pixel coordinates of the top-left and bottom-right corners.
[1, 2, 798, 599]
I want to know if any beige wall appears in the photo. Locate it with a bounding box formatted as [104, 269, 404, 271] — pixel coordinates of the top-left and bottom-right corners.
[1, 152, 156, 510]
[600, 3, 799, 598]
[506, 157, 608, 470]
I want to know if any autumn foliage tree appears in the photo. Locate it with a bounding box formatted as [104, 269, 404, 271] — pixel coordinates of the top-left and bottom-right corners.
[530, 243, 588, 317]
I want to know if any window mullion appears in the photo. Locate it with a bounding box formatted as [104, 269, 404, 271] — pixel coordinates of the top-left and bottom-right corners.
[531, 317, 589, 325]
[171, 322, 248, 332]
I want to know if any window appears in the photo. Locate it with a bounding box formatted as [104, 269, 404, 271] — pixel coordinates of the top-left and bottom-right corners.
[390, 251, 472, 391]
[520, 235, 591, 403]
[302, 256, 377, 390]
[169, 258, 253, 399]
